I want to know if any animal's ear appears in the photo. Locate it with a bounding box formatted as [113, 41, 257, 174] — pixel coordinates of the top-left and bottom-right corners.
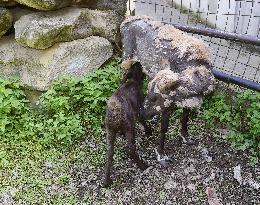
[155, 70, 180, 93]
[121, 69, 133, 83]
[121, 60, 135, 70]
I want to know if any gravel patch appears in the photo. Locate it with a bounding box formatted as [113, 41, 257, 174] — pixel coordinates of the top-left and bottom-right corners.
[1, 118, 258, 204]
[70, 119, 260, 204]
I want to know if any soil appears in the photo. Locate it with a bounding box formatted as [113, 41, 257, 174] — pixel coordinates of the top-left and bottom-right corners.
[71, 119, 260, 204]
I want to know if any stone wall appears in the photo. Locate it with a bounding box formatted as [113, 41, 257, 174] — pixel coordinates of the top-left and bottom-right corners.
[0, 0, 127, 91]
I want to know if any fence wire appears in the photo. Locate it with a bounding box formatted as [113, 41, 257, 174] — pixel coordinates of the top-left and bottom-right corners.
[128, 0, 260, 87]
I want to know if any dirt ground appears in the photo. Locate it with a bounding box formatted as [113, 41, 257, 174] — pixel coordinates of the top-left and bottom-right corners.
[71, 119, 260, 204]
[1, 116, 259, 204]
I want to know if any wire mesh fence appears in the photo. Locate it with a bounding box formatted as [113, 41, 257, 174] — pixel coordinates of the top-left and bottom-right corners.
[127, 0, 260, 90]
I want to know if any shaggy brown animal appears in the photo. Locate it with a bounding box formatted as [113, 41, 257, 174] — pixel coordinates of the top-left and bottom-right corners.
[103, 62, 151, 187]
[120, 16, 216, 166]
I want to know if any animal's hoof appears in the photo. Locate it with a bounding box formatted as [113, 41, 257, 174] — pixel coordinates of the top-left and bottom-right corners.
[155, 149, 175, 168]
[139, 163, 149, 171]
[185, 139, 198, 146]
[158, 156, 175, 168]
[151, 115, 160, 125]
[103, 178, 112, 188]
[181, 136, 198, 146]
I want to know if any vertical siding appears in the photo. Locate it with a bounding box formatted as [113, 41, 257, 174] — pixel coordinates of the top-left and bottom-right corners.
[235, 1, 260, 36]
[184, 0, 260, 37]
[128, 0, 260, 83]
[126, 0, 135, 15]
[128, 0, 260, 38]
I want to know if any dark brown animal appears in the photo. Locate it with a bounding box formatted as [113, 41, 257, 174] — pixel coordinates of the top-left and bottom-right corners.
[120, 16, 216, 165]
[103, 62, 151, 187]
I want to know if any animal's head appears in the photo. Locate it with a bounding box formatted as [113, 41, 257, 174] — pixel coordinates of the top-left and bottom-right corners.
[122, 62, 145, 84]
[144, 70, 180, 118]
[144, 65, 215, 118]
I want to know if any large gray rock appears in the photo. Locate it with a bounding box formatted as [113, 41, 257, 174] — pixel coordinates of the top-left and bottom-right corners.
[72, 0, 128, 16]
[0, 8, 12, 38]
[15, 0, 72, 11]
[0, 35, 113, 91]
[0, 0, 16, 7]
[14, 7, 122, 49]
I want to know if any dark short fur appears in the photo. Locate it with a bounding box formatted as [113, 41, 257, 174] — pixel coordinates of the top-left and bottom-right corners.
[121, 17, 215, 158]
[103, 62, 151, 187]
[153, 106, 195, 159]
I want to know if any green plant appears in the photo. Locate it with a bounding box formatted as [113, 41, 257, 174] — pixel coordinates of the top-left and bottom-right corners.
[228, 91, 260, 163]
[40, 59, 122, 144]
[0, 58, 122, 157]
[200, 93, 232, 127]
[58, 175, 71, 186]
[0, 79, 29, 133]
[0, 59, 123, 204]
[199, 90, 260, 164]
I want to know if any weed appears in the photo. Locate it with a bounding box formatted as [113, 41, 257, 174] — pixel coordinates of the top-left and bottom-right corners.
[199, 90, 260, 164]
[0, 59, 122, 204]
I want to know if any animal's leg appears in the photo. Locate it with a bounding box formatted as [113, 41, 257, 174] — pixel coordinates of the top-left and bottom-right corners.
[139, 110, 152, 137]
[156, 109, 175, 167]
[158, 109, 171, 155]
[125, 128, 148, 170]
[180, 108, 197, 145]
[103, 130, 116, 187]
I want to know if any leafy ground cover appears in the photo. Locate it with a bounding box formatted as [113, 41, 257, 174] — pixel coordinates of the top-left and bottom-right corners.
[0, 59, 259, 204]
[0, 59, 122, 204]
[200, 88, 260, 165]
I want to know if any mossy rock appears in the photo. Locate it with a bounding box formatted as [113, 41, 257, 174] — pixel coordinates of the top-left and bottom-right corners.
[14, 7, 122, 49]
[72, 0, 128, 16]
[15, 0, 72, 10]
[0, 0, 16, 6]
[0, 8, 13, 39]
[0, 35, 113, 91]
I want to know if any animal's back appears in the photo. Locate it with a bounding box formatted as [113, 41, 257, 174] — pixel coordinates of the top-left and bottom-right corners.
[105, 95, 123, 131]
[156, 24, 210, 62]
[121, 16, 210, 61]
[121, 16, 211, 77]
[105, 81, 142, 132]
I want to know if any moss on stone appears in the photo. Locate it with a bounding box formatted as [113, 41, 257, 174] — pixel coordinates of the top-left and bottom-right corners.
[15, 8, 121, 49]
[16, 25, 74, 49]
[15, 0, 72, 11]
[0, 59, 24, 66]
[0, 0, 16, 6]
[0, 8, 13, 39]
[24, 89, 44, 107]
